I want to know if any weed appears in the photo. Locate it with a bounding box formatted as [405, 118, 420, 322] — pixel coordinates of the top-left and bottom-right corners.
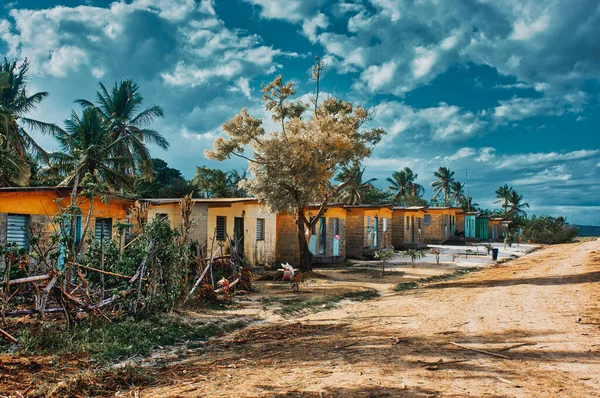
[393, 267, 479, 292]
[393, 281, 419, 292]
[17, 315, 251, 363]
[276, 289, 379, 316]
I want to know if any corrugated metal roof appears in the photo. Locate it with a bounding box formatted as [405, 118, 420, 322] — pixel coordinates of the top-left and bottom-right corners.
[145, 197, 259, 205]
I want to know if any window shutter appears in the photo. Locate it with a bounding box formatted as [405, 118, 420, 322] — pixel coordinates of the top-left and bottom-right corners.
[216, 216, 226, 241]
[256, 219, 265, 241]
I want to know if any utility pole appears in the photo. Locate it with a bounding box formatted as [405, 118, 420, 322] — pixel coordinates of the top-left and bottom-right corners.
[464, 169, 471, 212]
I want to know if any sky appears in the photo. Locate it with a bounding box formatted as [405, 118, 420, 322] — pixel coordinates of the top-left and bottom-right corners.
[0, 0, 599, 225]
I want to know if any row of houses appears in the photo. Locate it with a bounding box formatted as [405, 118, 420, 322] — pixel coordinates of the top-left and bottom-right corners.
[0, 187, 513, 266]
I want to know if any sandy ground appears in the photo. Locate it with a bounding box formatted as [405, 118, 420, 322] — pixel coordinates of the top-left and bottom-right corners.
[143, 240, 600, 397]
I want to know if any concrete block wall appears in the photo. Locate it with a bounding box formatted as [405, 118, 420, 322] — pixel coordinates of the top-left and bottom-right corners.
[345, 212, 365, 259]
[275, 214, 300, 264]
[391, 214, 404, 249]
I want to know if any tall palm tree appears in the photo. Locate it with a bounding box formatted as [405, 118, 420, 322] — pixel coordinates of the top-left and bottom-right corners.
[336, 163, 377, 205]
[77, 79, 168, 181]
[49, 107, 129, 188]
[449, 181, 466, 207]
[494, 184, 513, 215]
[0, 58, 59, 185]
[507, 190, 529, 218]
[386, 167, 424, 205]
[431, 166, 455, 205]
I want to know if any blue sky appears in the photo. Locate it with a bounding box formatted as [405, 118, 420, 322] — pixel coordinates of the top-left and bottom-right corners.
[1, 0, 599, 224]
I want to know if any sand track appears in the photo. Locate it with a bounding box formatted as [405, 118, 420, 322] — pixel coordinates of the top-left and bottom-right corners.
[146, 240, 600, 397]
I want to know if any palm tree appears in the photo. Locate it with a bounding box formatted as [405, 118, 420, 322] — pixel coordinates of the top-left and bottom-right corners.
[77, 79, 168, 181]
[460, 196, 479, 212]
[49, 107, 130, 188]
[0, 58, 59, 185]
[507, 190, 529, 218]
[386, 167, 424, 205]
[336, 163, 377, 205]
[431, 166, 455, 205]
[494, 184, 513, 215]
[449, 181, 466, 207]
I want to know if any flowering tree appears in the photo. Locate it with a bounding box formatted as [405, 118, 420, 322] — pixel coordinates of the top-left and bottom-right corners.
[206, 60, 385, 271]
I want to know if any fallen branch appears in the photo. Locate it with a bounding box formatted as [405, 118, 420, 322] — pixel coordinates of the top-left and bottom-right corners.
[0, 327, 17, 343]
[0, 274, 50, 287]
[450, 342, 511, 359]
[5, 308, 66, 316]
[497, 342, 536, 352]
[185, 244, 222, 303]
[68, 262, 144, 281]
[214, 279, 240, 294]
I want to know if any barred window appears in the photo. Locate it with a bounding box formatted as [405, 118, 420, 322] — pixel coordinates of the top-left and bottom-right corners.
[424, 215, 432, 226]
[155, 213, 168, 221]
[332, 218, 340, 235]
[256, 218, 265, 241]
[216, 216, 226, 241]
[382, 218, 388, 232]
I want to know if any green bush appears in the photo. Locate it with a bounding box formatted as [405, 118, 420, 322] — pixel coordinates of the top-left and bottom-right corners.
[523, 216, 579, 244]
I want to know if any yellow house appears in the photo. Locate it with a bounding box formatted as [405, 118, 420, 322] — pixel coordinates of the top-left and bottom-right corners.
[392, 206, 427, 249]
[147, 198, 276, 266]
[344, 205, 393, 259]
[206, 199, 276, 266]
[276, 205, 347, 265]
[0, 187, 133, 249]
[421, 207, 464, 243]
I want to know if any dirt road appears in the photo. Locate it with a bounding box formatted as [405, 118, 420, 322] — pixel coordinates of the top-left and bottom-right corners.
[147, 240, 600, 397]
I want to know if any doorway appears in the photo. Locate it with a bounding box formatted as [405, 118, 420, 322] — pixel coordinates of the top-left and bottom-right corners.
[233, 217, 244, 256]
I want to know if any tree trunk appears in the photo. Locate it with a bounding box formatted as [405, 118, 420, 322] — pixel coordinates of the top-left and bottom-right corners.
[296, 207, 313, 273]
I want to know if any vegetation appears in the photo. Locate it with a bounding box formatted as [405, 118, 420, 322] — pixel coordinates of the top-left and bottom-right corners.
[393, 267, 479, 292]
[274, 289, 379, 316]
[205, 59, 385, 272]
[523, 216, 579, 244]
[14, 314, 250, 362]
[335, 163, 377, 205]
[374, 248, 394, 276]
[403, 249, 426, 267]
[430, 166, 455, 205]
[386, 167, 425, 206]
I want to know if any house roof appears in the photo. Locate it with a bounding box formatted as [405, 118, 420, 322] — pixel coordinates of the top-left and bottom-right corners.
[391, 206, 428, 210]
[145, 197, 260, 205]
[0, 186, 134, 201]
[344, 204, 394, 209]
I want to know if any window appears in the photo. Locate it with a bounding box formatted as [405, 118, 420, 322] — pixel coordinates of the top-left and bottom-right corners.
[7, 214, 29, 248]
[95, 218, 112, 240]
[332, 218, 340, 236]
[366, 216, 372, 230]
[406, 216, 410, 229]
[382, 218, 388, 232]
[216, 216, 226, 241]
[256, 218, 265, 241]
[424, 214, 432, 226]
[155, 213, 168, 221]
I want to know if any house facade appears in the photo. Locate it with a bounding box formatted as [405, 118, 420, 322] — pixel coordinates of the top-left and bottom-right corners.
[421, 207, 463, 243]
[276, 205, 347, 265]
[0, 187, 133, 249]
[475, 216, 490, 240]
[392, 207, 427, 249]
[464, 213, 477, 239]
[345, 205, 393, 259]
[147, 198, 276, 266]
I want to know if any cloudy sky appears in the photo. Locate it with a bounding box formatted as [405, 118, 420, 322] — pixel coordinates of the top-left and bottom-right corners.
[1, 0, 599, 225]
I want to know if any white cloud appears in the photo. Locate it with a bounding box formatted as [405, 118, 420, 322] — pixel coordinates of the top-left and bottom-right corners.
[444, 147, 476, 162]
[412, 49, 437, 79]
[475, 147, 496, 162]
[511, 14, 550, 40]
[360, 61, 396, 92]
[511, 165, 571, 185]
[496, 149, 600, 170]
[302, 13, 328, 43]
[372, 101, 487, 143]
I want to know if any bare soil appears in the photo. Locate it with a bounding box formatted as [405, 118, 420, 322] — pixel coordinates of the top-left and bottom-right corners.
[146, 240, 600, 397]
[2, 241, 599, 397]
